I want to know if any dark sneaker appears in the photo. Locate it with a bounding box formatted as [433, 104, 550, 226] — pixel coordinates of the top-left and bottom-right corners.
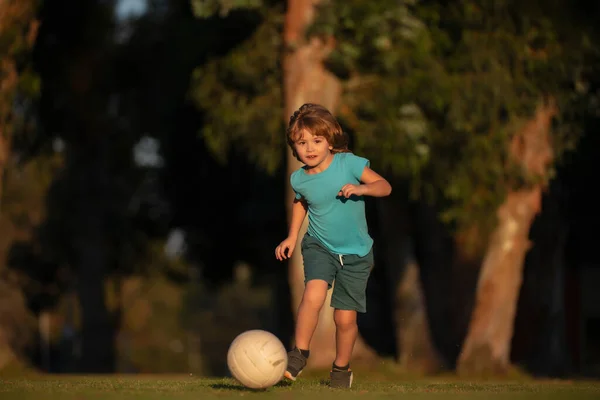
[284, 348, 307, 381]
[330, 368, 353, 388]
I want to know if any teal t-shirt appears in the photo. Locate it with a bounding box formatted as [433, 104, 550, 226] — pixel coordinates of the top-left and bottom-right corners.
[291, 152, 373, 257]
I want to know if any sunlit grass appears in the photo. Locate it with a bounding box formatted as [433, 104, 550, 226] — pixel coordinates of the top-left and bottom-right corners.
[1, 373, 599, 400]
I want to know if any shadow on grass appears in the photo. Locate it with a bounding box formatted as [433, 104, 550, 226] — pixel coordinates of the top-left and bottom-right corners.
[210, 383, 266, 392]
[210, 378, 305, 391]
[210, 381, 295, 391]
[319, 379, 329, 386]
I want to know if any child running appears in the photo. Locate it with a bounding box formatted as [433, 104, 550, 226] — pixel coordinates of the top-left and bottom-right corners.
[275, 103, 392, 388]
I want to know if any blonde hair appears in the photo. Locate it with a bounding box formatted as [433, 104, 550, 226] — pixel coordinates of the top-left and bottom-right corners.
[287, 103, 350, 160]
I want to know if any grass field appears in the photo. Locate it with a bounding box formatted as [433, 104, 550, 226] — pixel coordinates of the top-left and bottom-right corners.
[1, 373, 599, 400]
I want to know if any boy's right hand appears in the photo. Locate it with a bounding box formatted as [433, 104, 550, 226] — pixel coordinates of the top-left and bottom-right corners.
[275, 236, 297, 261]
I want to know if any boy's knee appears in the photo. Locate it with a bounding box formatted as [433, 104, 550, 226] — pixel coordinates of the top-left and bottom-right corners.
[301, 293, 325, 309]
[334, 310, 357, 330]
[301, 280, 328, 309]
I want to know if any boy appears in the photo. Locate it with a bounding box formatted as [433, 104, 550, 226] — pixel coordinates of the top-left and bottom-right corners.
[275, 103, 392, 388]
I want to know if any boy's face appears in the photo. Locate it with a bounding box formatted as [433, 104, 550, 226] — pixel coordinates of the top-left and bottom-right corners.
[294, 129, 333, 170]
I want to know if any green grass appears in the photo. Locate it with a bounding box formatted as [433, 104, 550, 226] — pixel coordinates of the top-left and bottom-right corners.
[1, 374, 599, 400]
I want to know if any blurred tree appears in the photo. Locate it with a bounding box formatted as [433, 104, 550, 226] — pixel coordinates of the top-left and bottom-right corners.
[0, 0, 39, 212]
[30, 0, 122, 373]
[0, 0, 41, 369]
[312, 0, 599, 374]
[25, 0, 249, 374]
[24, 0, 175, 372]
[2, 0, 288, 375]
[124, 0, 297, 374]
[0, 280, 36, 369]
[189, 0, 599, 375]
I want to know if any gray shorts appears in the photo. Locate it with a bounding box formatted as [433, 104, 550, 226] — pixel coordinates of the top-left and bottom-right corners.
[301, 234, 374, 313]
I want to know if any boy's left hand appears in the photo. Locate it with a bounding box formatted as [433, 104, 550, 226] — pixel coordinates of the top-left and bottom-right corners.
[338, 184, 365, 198]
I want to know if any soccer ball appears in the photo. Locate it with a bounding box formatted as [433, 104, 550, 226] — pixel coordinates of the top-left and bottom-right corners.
[227, 329, 288, 389]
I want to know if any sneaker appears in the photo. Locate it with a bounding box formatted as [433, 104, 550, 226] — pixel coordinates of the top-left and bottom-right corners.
[330, 368, 353, 388]
[284, 348, 307, 381]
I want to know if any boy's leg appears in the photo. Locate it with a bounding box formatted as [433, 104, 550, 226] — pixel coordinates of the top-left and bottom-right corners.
[333, 309, 358, 367]
[329, 249, 374, 388]
[295, 279, 329, 350]
[286, 235, 336, 381]
[329, 309, 357, 388]
[285, 279, 328, 381]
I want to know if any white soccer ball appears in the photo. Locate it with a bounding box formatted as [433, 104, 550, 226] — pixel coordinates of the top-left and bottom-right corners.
[227, 329, 288, 389]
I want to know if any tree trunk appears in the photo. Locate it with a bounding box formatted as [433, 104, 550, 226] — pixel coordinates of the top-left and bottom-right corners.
[0, 60, 17, 215]
[283, 0, 377, 368]
[0, 278, 35, 370]
[75, 238, 115, 373]
[396, 260, 444, 373]
[71, 140, 116, 373]
[0, 337, 16, 370]
[0, 134, 8, 213]
[458, 103, 556, 376]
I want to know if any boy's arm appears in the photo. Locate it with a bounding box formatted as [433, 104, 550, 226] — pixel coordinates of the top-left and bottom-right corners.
[275, 197, 308, 260]
[339, 166, 392, 198]
[287, 197, 308, 239]
[358, 167, 392, 197]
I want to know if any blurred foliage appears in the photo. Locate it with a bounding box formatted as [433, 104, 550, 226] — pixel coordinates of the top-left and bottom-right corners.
[191, 0, 264, 17]
[0, 279, 36, 367]
[2, 0, 287, 372]
[190, 2, 285, 174]
[0, 0, 182, 372]
[181, 262, 279, 375]
[316, 0, 599, 232]
[0, 0, 43, 231]
[190, 0, 599, 246]
[114, 274, 192, 373]
[0, 0, 40, 146]
[110, 263, 276, 374]
[0, 0, 42, 367]
[2, 152, 65, 313]
[0, 0, 595, 374]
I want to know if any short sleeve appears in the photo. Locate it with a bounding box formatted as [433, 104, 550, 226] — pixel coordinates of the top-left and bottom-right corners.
[346, 153, 370, 180]
[290, 170, 303, 200]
